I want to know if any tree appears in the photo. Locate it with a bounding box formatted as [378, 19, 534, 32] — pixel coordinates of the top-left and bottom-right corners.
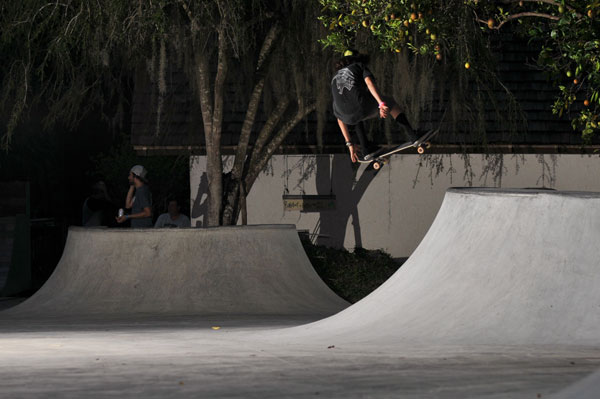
[318, 0, 600, 139]
[0, 0, 330, 226]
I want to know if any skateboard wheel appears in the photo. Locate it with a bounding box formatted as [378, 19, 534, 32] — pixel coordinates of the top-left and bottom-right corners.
[373, 161, 381, 170]
[417, 146, 425, 154]
[425, 141, 431, 149]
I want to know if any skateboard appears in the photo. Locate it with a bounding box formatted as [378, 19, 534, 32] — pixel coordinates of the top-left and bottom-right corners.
[358, 128, 439, 170]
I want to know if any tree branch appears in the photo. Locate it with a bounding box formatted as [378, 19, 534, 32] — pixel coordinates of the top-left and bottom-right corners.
[231, 22, 281, 182]
[245, 103, 316, 190]
[211, 25, 227, 143]
[256, 22, 281, 72]
[194, 52, 213, 139]
[246, 98, 291, 170]
[176, 0, 200, 33]
[478, 12, 560, 30]
[497, 0, 580, 15]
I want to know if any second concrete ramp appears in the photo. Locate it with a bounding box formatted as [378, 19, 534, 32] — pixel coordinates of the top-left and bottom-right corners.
[4, 225, 347, 317]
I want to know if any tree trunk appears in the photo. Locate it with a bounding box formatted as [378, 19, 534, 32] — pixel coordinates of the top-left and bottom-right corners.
[221, 23, 281, 226]
[239, 180, 247, 225]
[220, 78, 264, 225]
[198, 26, 228, 226]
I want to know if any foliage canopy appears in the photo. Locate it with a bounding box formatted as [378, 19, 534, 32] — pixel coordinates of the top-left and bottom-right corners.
[319, 0, 600, 139]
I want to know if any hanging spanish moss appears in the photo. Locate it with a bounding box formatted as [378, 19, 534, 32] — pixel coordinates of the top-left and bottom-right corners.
[155, 39, 167, 137]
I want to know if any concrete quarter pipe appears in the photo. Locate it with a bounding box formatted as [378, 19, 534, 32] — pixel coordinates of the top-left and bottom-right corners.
[3, 225, 348, 318]
[288, 188, 600, 347]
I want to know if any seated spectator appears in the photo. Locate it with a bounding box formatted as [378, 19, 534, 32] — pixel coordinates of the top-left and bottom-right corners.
[154, 199, 191, 228]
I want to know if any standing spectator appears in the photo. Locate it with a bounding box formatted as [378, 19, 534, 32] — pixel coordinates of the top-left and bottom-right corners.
[116, 165, 153, 228]
[82, 181, 117, 227]
[154, 199, 191, 228]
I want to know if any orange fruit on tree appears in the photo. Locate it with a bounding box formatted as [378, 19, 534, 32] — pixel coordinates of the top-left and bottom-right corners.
[436, 53, 443, 61]
[410, 12, 417, 21]
[584, 99, 590, 107]
[574, 79, 579, 84]
[487, 18, 495, 29]
[465, 62, 470, 69]
[588, 9, 594, 18]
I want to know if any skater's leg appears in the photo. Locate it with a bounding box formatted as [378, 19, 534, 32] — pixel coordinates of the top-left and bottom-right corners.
[389, 103, 418, 143]
[354, 122, 374, 156]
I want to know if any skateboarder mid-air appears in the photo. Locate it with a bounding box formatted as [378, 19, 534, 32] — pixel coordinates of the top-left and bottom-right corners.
[331, 50, 418, 163]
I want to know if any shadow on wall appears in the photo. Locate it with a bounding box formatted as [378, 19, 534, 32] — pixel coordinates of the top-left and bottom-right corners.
[315, 155, 378, 249]
[191, 172, 209, 227]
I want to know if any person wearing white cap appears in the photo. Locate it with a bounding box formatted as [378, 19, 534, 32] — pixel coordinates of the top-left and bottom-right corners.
[116, 165, 153, 228]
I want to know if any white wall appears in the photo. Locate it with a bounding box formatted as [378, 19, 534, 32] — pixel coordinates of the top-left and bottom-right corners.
[190, 153, 600, 258]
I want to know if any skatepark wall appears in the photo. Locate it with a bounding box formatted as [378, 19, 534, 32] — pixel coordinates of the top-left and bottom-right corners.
[190, 153, 600, 258]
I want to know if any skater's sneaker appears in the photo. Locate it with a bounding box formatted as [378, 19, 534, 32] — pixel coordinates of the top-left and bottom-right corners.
[403, 129, 419, 144]
[362, 147, 386, 161]
[361, 152, 374, 162]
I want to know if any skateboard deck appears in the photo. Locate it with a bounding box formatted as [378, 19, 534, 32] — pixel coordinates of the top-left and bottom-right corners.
[358, 128, 439, 170]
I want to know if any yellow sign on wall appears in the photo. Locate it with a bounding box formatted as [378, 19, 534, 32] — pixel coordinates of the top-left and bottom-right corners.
[282, 195, 336, 212]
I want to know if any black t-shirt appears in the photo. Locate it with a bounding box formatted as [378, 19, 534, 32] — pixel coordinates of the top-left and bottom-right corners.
[331, 62, 377, 125]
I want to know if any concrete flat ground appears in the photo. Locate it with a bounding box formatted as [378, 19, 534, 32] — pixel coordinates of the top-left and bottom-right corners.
[1, 318, 599, 398]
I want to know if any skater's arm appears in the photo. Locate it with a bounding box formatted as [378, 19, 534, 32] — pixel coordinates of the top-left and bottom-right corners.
[337, 119, 359, 163]
[337, 119, 352, 144]
[125, 186, 135, 209]
[364, 76, 389, 118]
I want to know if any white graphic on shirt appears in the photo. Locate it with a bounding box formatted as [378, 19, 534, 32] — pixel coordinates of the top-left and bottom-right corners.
[333, 68, 355, 95]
